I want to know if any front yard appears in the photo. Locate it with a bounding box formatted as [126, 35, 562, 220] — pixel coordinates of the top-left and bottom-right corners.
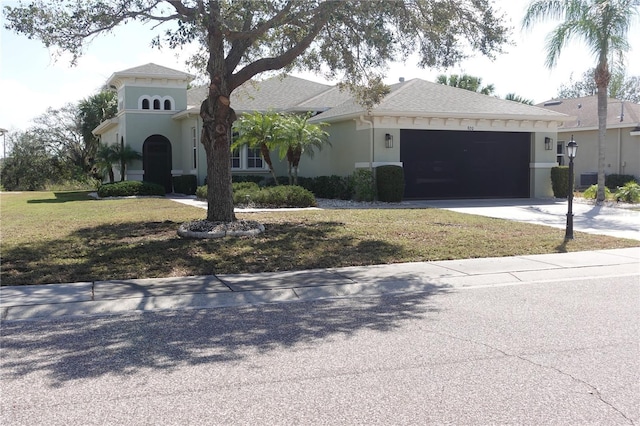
[1, 191, 637, 286]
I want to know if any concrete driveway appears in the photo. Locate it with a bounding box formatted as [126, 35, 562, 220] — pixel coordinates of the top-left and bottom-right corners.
[419, 198, 640, 241]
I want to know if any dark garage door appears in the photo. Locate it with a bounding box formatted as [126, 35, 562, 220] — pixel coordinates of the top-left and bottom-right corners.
[400, 129, 530, 199]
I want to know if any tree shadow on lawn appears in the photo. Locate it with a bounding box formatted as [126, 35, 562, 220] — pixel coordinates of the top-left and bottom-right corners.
[26, 191, 95, 204]
[0, 220, 405, 285]
[0, 288, 448, 387]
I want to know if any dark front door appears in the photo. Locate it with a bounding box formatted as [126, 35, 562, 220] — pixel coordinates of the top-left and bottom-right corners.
[400, 130, 531, 199]
[143, 135, 172, 193]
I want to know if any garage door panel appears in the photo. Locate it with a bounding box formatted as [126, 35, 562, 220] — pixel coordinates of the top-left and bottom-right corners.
[400, 129, 530, 199]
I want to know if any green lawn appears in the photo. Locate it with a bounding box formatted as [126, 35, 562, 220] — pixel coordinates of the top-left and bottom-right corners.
[1, 191, 638, 286]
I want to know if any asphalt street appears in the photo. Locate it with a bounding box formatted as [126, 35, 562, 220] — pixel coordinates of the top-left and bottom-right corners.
[2, 274, 638, 425]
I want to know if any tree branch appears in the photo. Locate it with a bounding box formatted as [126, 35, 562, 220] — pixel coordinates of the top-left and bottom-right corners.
[229, 3, 332, 89]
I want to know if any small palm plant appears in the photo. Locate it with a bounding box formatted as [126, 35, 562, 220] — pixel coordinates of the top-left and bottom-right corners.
[615, 181, 640, 203]
[232, 111, 283, 184]
[279, 113, 330, 185]
[112, 142, 142, 182]
[94, 143, 118, 183]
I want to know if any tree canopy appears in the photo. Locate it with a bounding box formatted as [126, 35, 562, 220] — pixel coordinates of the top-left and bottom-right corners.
[5, 0, 510, 222]
[557, 67, 640, 102]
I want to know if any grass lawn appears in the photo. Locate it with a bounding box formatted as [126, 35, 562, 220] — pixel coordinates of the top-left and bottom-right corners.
[1, 191, 638, 286]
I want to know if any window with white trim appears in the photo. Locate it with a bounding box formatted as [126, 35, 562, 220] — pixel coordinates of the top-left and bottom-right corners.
[231, 148, 241, 169]
[557, 141, 565, 166]
[247, 147, 264, 169]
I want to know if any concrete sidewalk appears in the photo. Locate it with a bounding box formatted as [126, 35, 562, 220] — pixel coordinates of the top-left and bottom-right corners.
[2, 247, 638, 321]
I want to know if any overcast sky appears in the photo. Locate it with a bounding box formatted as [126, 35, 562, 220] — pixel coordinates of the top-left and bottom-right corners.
[1, 0, 639, 135]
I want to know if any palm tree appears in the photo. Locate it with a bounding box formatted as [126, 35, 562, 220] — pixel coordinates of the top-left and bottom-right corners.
[232, 111, 282, 184]
[436, 73, 495, 95]
[522, 0, 638, 203]
[505, 93, 534, 105]
[113, 137, 142, 182]
[78, 89, 118, 175]
[279, 113, 330, 185]
[94, 143, 117, 183]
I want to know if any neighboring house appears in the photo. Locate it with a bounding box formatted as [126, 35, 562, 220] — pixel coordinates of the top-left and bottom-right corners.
[94, 63, 569, 199]
[536, 96, 640, 187]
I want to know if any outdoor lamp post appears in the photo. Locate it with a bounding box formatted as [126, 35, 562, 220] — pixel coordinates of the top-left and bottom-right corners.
[565, 135, 578, 240]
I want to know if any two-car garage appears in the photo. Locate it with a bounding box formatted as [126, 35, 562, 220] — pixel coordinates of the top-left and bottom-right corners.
[400, 129, 531, 199]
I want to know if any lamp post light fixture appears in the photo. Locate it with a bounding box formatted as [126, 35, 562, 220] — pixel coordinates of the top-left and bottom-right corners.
[564, 135, 578, 240]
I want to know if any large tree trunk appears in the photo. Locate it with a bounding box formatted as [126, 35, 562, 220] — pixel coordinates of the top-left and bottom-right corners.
[595, 60, 610, 204]
[200, 86, 236, 223]
[200, 4, 236, 223]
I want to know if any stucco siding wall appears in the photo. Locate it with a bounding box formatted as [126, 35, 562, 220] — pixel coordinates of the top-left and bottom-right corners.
[558, 128, 640, 182]
[123, 86, 187, 111]
[124, 113, 183, 179]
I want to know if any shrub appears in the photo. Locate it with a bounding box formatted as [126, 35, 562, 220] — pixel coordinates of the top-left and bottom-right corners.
[252, 185, 316, 207]
[376, 165, 404, 202]
[311, 175, 352, 199]
[614, 181, 640, 203]
[196, 185, 207, 199]
[352, 168, 375, 201]
[583, 184, 611, 199]
[172, 174, 197, 195]
[606, 174, 638, 191]
[550, 166, 570, 198]
[262, 176, 290, 187]
[232, 182, 261, 205]
[232, 175, 265, 185]
[232, 181, 260, 192]
[97, 181, 165, 197]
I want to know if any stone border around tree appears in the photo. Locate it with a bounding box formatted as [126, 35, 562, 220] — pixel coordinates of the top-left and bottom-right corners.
[177, 220, 265, 239]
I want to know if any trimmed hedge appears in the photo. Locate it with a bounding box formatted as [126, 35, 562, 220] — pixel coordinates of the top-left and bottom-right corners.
[352, 168, 375, 202]
[97, 181, 165, 197]
[172, 174, 197, 195]
[196, 183, 316, 208]
[376, 165, 404, 202]
[252, 185, 316, 207]
[551, 166, 570, 198]
[606, 174, 638, 191]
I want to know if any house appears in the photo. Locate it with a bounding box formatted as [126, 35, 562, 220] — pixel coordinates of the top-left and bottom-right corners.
[535, 96, 640, 187]
[94, 63, 569, 199]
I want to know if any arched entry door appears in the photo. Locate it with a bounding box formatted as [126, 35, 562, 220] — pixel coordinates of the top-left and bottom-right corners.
[143, 135, 172, 193]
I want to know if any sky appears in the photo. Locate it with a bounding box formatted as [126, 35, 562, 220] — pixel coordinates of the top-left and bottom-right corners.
[1, 0, 639, 136]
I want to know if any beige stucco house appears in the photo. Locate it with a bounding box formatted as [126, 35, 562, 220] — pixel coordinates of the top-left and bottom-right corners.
[94, 63, 570, 199]
[536, 96, 640, 187]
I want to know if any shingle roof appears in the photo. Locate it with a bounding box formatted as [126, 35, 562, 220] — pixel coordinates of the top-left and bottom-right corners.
[535, 96, 640, 129]
[186, 74, 568, 123]
[116, 63, 194, 79]
[314, 79, 567, 121]
[187, 75, 335, 111]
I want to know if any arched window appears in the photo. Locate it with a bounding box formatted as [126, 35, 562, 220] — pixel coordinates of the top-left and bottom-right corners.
[164, 99, 172, 110]
[142, 99, 150, 109]
[153, 99, 161, 110]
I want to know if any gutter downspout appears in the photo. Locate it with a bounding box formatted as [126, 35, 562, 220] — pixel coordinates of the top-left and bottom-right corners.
[360, 115, 374, 171]
[618, 127, 622, 174]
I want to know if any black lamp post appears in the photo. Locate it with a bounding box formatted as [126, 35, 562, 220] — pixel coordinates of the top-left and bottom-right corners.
[565, 135, 578, 240]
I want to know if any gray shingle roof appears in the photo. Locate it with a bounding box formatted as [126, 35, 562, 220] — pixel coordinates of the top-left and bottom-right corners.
[186, 74, 568, 123]
[187, 75, 334, 111]
[535, 96, 640, 129]
[314, 79, 567, 121]
[116, 63, 194, 79]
